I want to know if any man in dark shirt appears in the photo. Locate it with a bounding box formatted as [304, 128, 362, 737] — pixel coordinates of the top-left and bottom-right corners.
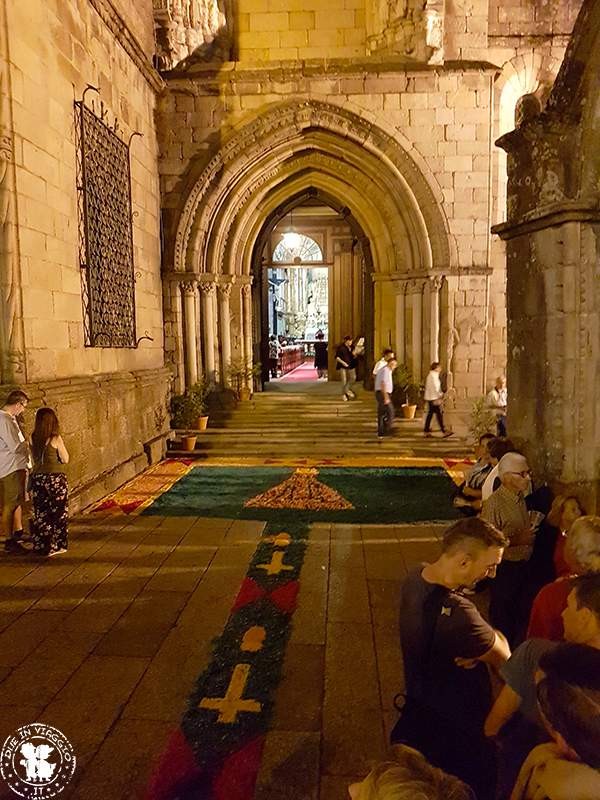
[398, 517, 510, 800]
[335, 335, 357, 401]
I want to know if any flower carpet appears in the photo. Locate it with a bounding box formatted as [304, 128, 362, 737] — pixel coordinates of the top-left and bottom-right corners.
[88, 458, 464, 799]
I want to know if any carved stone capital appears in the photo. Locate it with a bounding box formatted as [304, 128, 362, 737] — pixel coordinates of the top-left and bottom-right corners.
[241, 284, 252, 298]
[429, 275, 443, 291]
[217, 281, 233, 299]
[393, 280, 408, 295]
[407, 278, 426, 295]
[180, 280, 197, 296]
[199, 280, 216, 296]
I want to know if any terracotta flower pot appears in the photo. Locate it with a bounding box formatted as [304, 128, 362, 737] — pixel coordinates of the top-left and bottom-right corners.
[401, 403, 417, 420]
[197, 415, 209, 431]
[181, 435, 197, 451]
[239, 387, 252, 402]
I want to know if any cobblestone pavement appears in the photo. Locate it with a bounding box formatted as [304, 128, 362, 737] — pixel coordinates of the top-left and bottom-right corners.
[0, 513, 445, 799]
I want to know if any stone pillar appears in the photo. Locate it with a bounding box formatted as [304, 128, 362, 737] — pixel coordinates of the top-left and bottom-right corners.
[199, 279, 217, 382]
[180, 280, 198, 387]
[241, 282, 253, 367]
[218, 278, 234, 383]
[409, 279, 425, 381]
[428, 275, 443, 364]
[394, 280, 407, 364]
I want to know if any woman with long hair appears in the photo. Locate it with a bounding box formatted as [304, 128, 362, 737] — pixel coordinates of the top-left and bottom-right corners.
[30, 407, 69, 556]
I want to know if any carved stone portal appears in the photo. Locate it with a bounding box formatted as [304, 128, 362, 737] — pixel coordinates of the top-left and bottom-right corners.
[153, 0, 231, 70]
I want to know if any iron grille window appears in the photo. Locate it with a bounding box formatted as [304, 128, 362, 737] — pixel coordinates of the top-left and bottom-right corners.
[75, 96, 137, 347]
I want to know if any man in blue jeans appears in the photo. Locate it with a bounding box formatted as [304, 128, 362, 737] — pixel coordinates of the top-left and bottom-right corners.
[374, 357, 397, 437]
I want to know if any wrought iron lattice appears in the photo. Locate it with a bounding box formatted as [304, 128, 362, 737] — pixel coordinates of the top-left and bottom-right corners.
[75, 90, 137, 347]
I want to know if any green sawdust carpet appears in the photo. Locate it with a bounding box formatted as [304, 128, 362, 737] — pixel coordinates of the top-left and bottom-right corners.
[141, 466, 460, 523]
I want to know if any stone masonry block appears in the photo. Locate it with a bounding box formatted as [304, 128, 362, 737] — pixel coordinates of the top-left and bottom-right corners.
[249, 12, 289, 31]
[289, 10, 315, 28]
[315, 9, 354, 28]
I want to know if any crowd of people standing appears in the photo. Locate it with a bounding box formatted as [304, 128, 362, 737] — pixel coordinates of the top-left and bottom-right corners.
[0, 389, 69, 557]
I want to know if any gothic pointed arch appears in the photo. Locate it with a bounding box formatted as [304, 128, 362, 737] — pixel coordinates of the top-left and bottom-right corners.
[168, 99, 455, 279]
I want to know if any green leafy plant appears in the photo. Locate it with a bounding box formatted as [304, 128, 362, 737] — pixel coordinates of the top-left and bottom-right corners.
[171, 379, 210, 428]
[393, 363, 420, 406]
[469, 396, 497, 441]
[226, 357, 261, 399]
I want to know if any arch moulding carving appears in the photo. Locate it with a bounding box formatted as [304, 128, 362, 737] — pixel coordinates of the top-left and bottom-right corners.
[172, 99, 455, 277]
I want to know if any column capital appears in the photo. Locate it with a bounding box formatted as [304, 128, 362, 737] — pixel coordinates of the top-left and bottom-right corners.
[180, 280, 197, 296]
[217, 282, 233, 299]
[407, 278, 426, 295]
[428, 275, 444, 291]
[240, 284, 252, 297]
[393, 279, 408, 295]
[199, 281, 217, 297]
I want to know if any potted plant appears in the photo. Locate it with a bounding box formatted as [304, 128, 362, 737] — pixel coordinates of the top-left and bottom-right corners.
[171, 380, 211, 451]
[189, 379, 211, 430]
[226, 357, 261, 401]
[469, 396, 497, 441]
[394, 363, 420, 420]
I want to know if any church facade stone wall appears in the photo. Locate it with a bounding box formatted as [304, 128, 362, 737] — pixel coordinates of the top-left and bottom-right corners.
[0, 0, 170, 509]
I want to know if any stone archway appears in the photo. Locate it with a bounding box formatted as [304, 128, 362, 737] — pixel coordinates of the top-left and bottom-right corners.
[162, 100, 455, 392]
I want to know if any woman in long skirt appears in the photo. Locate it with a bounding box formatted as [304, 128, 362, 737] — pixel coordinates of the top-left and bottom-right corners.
[30, 407, 69, 556]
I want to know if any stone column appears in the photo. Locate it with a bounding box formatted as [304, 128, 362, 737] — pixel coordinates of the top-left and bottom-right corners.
[218, 277, 234, 384]
[428, 275, 443, 364]
[394, 280, 407, 364]
[241, 282, 253, 367]
[180, 280, 198, 387]
[199, 279, 217, 382]
[409, 279, 425, 381]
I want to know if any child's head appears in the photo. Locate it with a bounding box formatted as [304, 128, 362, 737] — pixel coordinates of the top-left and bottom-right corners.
[348, 746, 474, 800]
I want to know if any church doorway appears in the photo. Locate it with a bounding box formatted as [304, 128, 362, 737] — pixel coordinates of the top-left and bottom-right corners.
[253, 196, 369, 391]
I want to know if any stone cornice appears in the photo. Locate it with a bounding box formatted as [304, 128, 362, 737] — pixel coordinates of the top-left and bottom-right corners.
[88, 0, 164, 93]
[167, 57, 499, 85]
[492, 200, 600, 240]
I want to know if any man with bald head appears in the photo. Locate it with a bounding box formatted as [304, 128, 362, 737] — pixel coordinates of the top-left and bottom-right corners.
[481, 452, 534, 645]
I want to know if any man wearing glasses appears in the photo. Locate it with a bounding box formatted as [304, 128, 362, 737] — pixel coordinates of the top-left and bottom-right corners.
[0, 390, 30, 554]
[481, 451, 534, 646]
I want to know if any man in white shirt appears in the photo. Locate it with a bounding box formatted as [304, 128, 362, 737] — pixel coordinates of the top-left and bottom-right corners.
[424, 362, 452, 437]
[0, 389, 30, 554]
[375, 357, 397, 437]
[372, 348, 394, 377]
[486, 376, 508, 437]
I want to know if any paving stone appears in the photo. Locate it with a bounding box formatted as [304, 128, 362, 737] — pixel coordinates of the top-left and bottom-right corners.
[0, 704, 45, 751]
[327, 567, 370, 623]
[144, 543, 217, 593]
[367, 579, 402, 630]
[0, 563, 37, 587]
[0, 629, 102, 707]
[330, 524, 364, 572]
[289, 551, 329, 646]
[322, 622, 383, 774]
[398, 538, 442, 567]
[254, 731, 321, 800]
[322, 702, 386, 776]
[372, 622, 404, 711]
[124, 551, 252, 720]
[93, 590, 189, 658]
[271, 644, 324, 732]
[31, 560, 119, 612]
[0, 609, 68, 667]
[224, 518, 265, 543]
[69, 717, 174, 800]
[41, 655, 149, 770]
[61, 573, 149, 634]
[363, 539, 406, 580]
